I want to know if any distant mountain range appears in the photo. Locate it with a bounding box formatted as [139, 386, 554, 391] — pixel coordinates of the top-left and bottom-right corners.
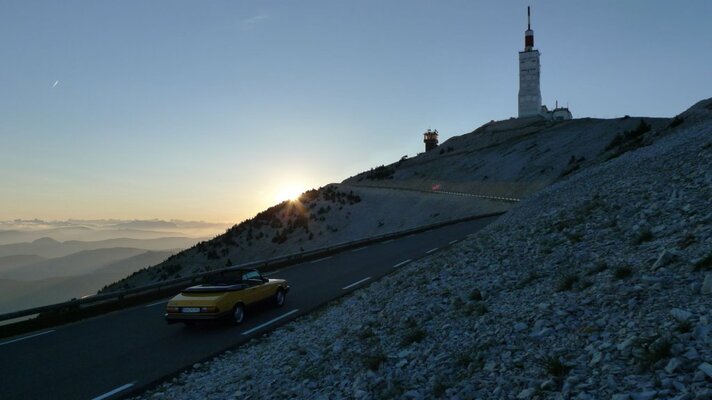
[0, 250, 174, 313]
[0, 219, 230, 245]
[0, 219, 228, 314]
[0, 236, 206, 259]
[0, 227, 192, 245]
[0, 254, 47, 273]
[0, 247, 174, 281]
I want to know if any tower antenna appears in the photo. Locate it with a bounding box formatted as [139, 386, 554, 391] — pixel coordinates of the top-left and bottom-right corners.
[528, 6, 531, 30]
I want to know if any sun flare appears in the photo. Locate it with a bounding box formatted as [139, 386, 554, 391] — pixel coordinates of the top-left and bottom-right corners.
[274, 185, 303, 203]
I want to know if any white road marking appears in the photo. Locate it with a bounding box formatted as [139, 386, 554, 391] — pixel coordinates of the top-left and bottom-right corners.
[393, 259, 412, 268]
[382, 239, 395, 244]
[407, 234, 416, 237]
[91, 382, 136, 400]
[449, 240, 459, 245]
[0, 330, 55, 347]
[351, 246, 369, 252]
[241, 309, 299, 336]
[342, 277, 371, 290]
[426, 247, 439, 254]
[144, 300, 169, 308]
[310, 256, 332, 264]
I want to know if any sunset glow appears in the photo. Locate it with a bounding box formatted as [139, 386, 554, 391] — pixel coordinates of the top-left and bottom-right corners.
[274, 185, 304, 203]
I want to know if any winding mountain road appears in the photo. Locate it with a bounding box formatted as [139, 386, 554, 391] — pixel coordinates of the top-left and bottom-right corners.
[0, 215, 499, 400]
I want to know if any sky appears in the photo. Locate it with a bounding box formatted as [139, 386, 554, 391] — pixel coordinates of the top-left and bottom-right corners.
[1, 1, 710, 223]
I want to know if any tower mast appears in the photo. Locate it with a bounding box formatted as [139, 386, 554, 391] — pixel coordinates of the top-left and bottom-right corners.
[518, 6, 542, 118]
[524, 6, 534, 51]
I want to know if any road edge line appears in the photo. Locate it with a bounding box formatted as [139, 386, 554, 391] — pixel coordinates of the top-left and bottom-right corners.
[241, 309, 300, 336]
[91, 382, 136, 400]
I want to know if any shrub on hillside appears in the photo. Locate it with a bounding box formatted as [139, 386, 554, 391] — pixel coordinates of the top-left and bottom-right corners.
[605, 119, 652, 153]
[694, 251, 712, 271]
[633, 227, 654, 245]
[542, 356, 571, 378]
[668, 115, 684, 128]
[365, 165, 395, 180]
[556, 274, 579, 292]
[272, 231, 288, 244]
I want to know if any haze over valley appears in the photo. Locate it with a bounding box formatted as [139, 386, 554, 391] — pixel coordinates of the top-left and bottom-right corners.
[0, 219, 228, 313]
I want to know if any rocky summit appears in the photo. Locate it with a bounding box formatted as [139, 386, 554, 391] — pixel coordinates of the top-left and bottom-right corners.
[134, 99, 712, 400]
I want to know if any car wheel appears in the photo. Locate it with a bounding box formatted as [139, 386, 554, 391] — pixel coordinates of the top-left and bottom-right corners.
[274, 289, 286, 307]
[232, 303, 245, 325]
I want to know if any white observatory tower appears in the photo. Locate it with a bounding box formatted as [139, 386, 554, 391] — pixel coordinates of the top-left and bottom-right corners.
[518, 6, 542, 118]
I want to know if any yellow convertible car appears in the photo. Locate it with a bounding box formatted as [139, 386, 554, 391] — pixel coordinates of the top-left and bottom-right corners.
[165, 268, 289, 325]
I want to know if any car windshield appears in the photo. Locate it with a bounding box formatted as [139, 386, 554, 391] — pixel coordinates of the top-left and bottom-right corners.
[242, 271, 262, 281]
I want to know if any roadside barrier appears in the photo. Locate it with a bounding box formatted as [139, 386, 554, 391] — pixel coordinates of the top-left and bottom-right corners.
[349, 183, 522, 203]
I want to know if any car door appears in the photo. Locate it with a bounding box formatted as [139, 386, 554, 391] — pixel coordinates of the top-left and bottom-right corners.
[243, 270, 270, 302]
[241, 271, 264, 304]
[253, 271, 273, 301]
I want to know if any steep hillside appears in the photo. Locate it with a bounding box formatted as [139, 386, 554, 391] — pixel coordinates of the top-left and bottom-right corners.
[107, 109, 681, 293]
[105, 186, 510, 291]
[135, 98, 712, 399]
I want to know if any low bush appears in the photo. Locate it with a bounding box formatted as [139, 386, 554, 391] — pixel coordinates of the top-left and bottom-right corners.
[613, 265, 633, 280]
[633, 227, 654, 245]
[365, 165, 395, 180]
[668, 115, 684, 128]
[469, 289, 483, 301]
[400, 328, 427, 346]
[693, 251, 712, 271]
[542, 356, 571, 378]
[556, 274, 579, 292]
[363, 352, 387, 371]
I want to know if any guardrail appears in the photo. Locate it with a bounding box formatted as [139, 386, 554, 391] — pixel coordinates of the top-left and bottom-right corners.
[0, 211, 506, 334]
[348, 183, 522, 203]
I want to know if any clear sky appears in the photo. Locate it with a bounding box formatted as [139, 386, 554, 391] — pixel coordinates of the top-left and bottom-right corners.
[1, 1, 710, 223]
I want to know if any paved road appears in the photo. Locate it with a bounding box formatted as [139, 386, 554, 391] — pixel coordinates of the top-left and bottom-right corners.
[0, 215, 499, 400]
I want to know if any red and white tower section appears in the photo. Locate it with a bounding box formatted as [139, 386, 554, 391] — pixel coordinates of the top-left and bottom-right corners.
[518, 6, 542, 118]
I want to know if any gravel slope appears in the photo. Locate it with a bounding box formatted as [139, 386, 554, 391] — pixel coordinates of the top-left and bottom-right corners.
[135, 99, 712, 400]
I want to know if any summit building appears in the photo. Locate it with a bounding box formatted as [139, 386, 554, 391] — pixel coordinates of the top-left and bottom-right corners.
[518, 7, 572, 121]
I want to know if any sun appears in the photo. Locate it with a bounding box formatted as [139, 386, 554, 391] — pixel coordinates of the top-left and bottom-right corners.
[274, 185, 303, 203]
